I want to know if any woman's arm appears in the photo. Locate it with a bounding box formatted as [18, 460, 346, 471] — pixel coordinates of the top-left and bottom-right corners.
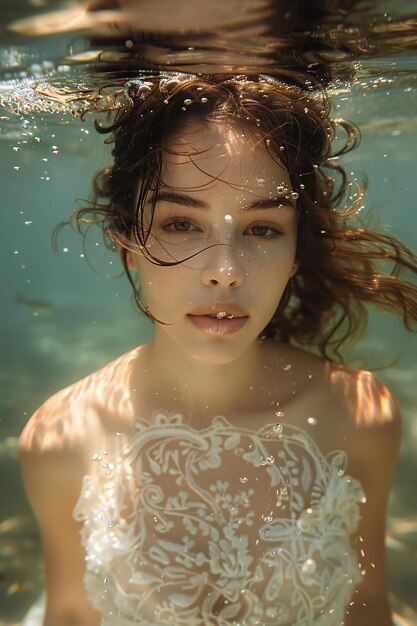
[19, 402, 101, 626]
[344, 374, 401, 626]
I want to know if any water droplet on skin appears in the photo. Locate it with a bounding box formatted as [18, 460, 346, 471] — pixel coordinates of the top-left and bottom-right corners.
[282, 363, 292, 371]
[299, 183, 305, 189]
[276, 184, 287, 195]
[184, 99, 192, 105]
[275, 411, 284, 418]
[201, 95, 208, 102]
[307, 416, 317, 426]
[273, 423, 283, 434]
[239, 476, 248, 483]
[361, 496, 367, 503]
[224, 214, 233, 222]
[256, 178, 266, 188]
[291, 191, 299, 199]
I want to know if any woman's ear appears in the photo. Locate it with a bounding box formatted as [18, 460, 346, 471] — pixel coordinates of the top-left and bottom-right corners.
[290, 260, 299, 278]
[118, 245, 138, 272]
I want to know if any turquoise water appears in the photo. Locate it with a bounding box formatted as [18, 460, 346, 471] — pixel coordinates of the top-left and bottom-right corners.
[1, 2, 417, 624]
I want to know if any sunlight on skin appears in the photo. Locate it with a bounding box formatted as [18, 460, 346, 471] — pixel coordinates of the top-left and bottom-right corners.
[330, 367, 399, 428]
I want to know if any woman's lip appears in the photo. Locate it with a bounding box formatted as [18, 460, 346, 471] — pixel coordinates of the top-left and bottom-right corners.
[188, 303, 248, 317]
[187, 314, 248, 336]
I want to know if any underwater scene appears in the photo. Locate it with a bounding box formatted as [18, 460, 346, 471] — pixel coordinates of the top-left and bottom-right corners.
[1, 1, 417, 624]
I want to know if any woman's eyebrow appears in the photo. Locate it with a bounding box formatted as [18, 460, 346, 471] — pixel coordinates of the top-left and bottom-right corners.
[150, 191, 210, 210]
[243, 197, 296, 212]
[150, 191, 295, 211]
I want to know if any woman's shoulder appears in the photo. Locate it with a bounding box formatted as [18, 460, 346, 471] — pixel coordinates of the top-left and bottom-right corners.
[19, 345, 144, 459]
[278, 343, 400, 420]
[270, 343, 401, 451]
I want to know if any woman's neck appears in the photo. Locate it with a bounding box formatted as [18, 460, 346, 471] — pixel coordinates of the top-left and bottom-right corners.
[133, 333, 279, 420]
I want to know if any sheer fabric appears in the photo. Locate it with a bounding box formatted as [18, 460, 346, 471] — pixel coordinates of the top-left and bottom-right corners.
[74, 413, 365, 625]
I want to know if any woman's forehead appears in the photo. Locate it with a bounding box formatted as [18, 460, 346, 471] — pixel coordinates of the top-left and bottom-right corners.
[161, 119, 290, 189]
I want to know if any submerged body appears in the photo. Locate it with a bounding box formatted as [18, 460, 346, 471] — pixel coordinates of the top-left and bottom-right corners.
[18, 75, 414, 626]
[20, 341, 399, 626]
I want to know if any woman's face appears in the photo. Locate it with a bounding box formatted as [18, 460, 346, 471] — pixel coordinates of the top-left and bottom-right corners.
[126, 119, 298, 364]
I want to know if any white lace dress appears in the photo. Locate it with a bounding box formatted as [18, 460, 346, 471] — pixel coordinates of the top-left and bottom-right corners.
[71, 413, 366, 626]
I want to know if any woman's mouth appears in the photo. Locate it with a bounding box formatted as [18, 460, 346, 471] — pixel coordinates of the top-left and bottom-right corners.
[187, 303, 249, 336]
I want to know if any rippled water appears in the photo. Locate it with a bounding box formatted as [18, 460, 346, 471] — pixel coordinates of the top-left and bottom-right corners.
[1, 1, 417, 624]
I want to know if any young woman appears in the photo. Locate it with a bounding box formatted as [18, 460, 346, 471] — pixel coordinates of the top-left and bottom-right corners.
[19, 73, 417, 626]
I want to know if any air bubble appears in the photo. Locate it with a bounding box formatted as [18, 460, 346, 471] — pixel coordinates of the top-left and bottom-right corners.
[256, 178, 266, 188]
[12, 147, 20, 152]
[282, 363, 292, 371]
[184, 99, 192, 106]
[13, 166, 20, 171]
[239, 476, 248, 483]
[224, 214, 233, 222]
[201, 97, 208, 103]
[307, 416, 317, 426]
[275, 411, 284, 418]
[301, 558, 316, 575]
[299, 183, 305, 190]
[273, 423, 283, 434]
[291, 191, 299, 200]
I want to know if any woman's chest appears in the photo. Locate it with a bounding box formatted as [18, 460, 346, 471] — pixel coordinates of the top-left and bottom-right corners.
[76, 414, 365, 625]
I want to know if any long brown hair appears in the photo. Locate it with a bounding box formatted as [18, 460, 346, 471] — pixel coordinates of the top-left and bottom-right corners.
[58, 72, 417, 361]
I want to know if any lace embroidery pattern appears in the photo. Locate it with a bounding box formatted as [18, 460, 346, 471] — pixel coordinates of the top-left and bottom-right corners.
[74, 413, 365, 626]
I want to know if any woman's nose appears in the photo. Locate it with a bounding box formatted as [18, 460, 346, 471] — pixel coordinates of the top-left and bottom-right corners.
[200, 243, 245, 288]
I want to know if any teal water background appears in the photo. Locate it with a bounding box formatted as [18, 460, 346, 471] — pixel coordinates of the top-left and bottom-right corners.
[0, 74, 416, 623]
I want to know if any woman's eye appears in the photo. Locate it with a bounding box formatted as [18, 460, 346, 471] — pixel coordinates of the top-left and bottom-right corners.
[162, 218, 200, 234]
[246, 224, 283, 238]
